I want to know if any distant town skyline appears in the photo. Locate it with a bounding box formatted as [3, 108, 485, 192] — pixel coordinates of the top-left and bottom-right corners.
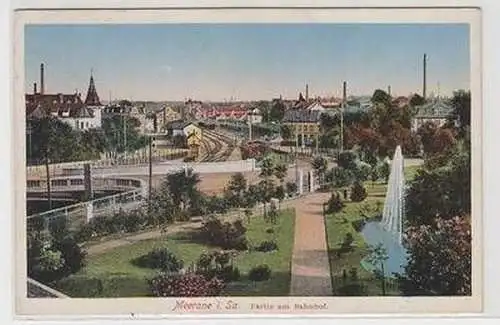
[25, 23, 470, 101]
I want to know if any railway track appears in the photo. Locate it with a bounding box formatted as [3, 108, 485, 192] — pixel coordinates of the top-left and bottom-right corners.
[197, 129, 236, 162]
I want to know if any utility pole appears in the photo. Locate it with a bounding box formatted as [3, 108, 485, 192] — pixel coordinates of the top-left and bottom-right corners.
[340, 81, 347, 154]
[148, 135, 153, 204]
[423, 53, 427, 101]
[123, 113, 127, 157]
[43, 119, 52, 210]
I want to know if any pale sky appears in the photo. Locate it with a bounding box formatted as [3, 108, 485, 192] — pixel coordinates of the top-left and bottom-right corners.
[25, 23, 470, 101]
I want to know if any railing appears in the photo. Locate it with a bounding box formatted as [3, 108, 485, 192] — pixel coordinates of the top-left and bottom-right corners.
[26, 176, 144, 193]
[26, 150, 190, 176]
[27, 188, 145, 231]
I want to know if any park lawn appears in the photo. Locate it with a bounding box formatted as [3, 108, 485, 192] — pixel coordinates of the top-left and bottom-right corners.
[324, 164, 421, 296]
[55, 209, 296, 298]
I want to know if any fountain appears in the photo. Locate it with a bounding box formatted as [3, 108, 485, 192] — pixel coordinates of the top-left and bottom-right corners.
[360, 145, 408, 277]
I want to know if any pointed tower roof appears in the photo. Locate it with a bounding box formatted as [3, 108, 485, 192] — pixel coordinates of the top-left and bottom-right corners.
[84, 72, 101, 106]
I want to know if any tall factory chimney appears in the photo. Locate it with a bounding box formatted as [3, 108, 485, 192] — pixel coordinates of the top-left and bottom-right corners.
[342, 81, 347, 104]
[423, 54, 427, 101]
[40, 63, 45, 95]
[305, 84, 309, 101]
[388, 85, 391, 96]
[33, 82, 37, 95]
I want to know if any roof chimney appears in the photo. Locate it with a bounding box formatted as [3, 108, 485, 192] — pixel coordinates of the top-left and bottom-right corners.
[33, 82, 37, 95]
[40, 63, 45, 95]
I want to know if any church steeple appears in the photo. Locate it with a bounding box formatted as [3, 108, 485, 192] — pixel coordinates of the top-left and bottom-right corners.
[84, 70, 101, 106]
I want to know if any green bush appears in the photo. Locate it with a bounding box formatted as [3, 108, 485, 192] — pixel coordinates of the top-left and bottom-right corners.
[325, 192, 345, 214]
[350, 181, 368, 202]
[265, 228, 275, 234]
[74, 224, 94, 243]
[248, 264, 271, 281]
[132, 248, 184, 272]
[340, 233, 355, 252]
[195, 251, 241, 283]
[200, 217, 248, 250]
[256, 240, 278, 252]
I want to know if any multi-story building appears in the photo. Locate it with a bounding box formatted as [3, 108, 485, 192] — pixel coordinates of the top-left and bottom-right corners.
[282, 109, 322, 144]
[411, 98, 455, 132]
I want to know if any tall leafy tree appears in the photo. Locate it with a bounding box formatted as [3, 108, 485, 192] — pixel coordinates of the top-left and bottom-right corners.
[399, 216, 471, 296]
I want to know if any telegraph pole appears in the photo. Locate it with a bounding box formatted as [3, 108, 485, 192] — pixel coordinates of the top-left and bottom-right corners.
[148, 135, 153, 203]
[340, 81, 346, 154]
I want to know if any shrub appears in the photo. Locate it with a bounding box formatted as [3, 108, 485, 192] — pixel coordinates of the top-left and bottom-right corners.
[122, 211, 145, 233]
[340, 233, 355, 252]
[265, 228, 275, 234]
[195, 251, 241, 282]
[337, 150, 358, 170]
[256, 240, 278, 252]
[248, 264, 271, 281]
[74, 224, 94, 243]
[325, 192, 345, 214]
[150, 272, 224, 297]
[132, 248, 184, 272]
[285, 181, 298, 197]
[351, 219, 366, 232]
[200, 217, 248, 250]
[350, 181, 368, 202]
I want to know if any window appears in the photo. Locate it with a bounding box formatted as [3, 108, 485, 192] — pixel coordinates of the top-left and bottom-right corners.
[81, 122, 84, 129]
[51, 179, 68, 187]
[70, 179, 84, 186]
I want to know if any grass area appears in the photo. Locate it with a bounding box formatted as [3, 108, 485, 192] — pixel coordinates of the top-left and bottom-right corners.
[55, 209, 296, 297]
[324, 164, 421, 296]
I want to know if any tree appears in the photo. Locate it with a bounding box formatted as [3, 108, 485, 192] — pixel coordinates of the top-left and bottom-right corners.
[405, 142, 470, 226]
[337, 150, 358, 170]
[330, 166, 354, 188]
[366, 243, 389, 295]
[274, 163, 288, 185]
[378, 160, 391, 184]
[450, 90, 471, 137]
[225, 173, 248, 208]
[353, 161, 372, 182]
[270, 99, 286, 122]
[409, 93, 425, 107]
[311, 156, 328, 185]
[164, 169, 201, 215]
[371, 89, 391, 106]
[274, 185, 286, 209]
[285, 181, 298, 197]
[400, 216, 471, 296]
[350, 181, 368, 202]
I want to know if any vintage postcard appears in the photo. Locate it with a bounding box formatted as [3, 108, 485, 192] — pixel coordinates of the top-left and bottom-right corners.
[12, 7, 482, 317]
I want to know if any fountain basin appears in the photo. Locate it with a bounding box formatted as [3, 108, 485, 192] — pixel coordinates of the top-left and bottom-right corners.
[360, 221, 408, 278]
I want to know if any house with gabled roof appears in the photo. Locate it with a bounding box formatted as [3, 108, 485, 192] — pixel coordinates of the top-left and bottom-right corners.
[411, 98, 456, 132]
[25, 63, 103, 131]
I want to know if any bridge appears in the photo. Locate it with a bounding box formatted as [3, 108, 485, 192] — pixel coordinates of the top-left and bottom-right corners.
[26, 158, 262, 231]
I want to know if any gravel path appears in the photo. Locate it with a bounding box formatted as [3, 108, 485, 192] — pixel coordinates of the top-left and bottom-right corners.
[290, 192, 333, 296]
